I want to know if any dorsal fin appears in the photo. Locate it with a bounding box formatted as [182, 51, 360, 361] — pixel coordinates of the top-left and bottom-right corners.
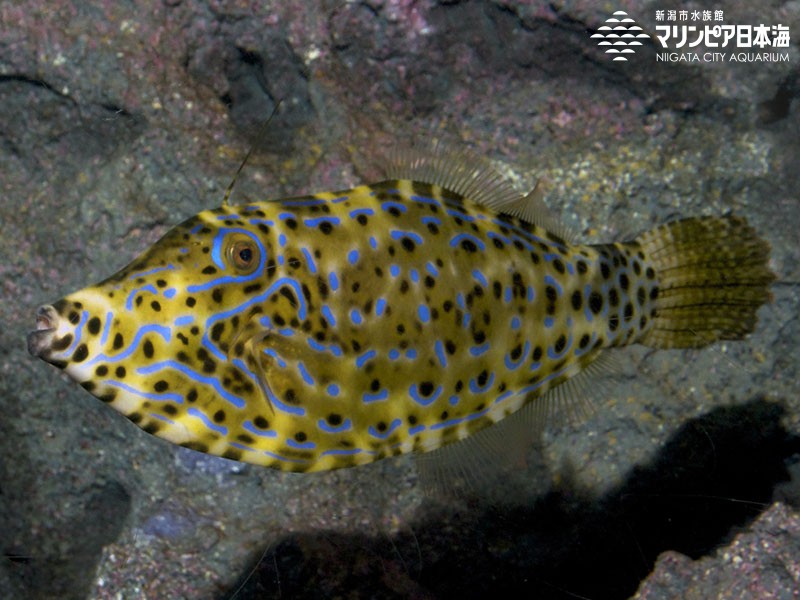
[502, 178, 574, 242]
[384, 140, 571, 239]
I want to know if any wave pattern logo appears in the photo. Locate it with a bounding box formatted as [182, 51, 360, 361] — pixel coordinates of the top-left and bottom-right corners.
[591, 11, 650, 61]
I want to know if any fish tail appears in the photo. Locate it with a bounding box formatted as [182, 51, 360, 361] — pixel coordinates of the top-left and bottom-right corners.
[635, 215, 775, 349]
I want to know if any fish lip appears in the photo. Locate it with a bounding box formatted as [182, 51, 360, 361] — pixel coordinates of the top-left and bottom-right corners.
[27, 305, 58, 358]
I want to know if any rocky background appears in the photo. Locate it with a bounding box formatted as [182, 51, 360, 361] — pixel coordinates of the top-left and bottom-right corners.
[1, 1, 799, 598]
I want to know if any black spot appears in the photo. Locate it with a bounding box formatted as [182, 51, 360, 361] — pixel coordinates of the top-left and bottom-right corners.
[650, 287, 659, 300]
[553, 259, 565, 273]
[327, 413, 342, 426]
[445, 340, 456, 355]
[579, 334, 590, 349]
[286, 218, 298, 230]
[376, 421, 387, 432]
[186, 297, 196, 307]
[142, 422, 161, 434]
[532, 346, 543, 361]
[163, 404, 178, 416]
[244, 283, 262, 294]
[317, 278, 329, 299]
[222, 449, 243, 461]
[427, 222, 439, 234]
[213, 410, 225, 423]
[408, 415, 418, 425]
[473, 330, 486, 344]
[186, 389, 198, 403]
[68, 311, 80, 325]
[95, 365, 108, 376]
[399, 280, 409, 293]
[357, 214, 368, 226]
[87, 317, 101, 335]
[319, 221, 333, 234]
[288, 257, 301, 269]
[115, 366, 126, 378]
[295, 431, 307, 442]
[633, 261, 642, 275]
[619, 273, 629, 290]
[156, 279, 167, 288]
[401, 237, 416, 252]
[154, 380, 169, 392]
[600, 262, 611, 279]
[589, 292, 603, 314]
[554, 335, 566, 353]
[637, 287, 646, 306]
[493, 281, 502, 299]
[73, 344, 89, 363]
[609, 315, 620, 332]
[646, 266, 656, 279]
[576, 260, 588, 274]
[212, 288, 224, 303]
[609, 288, 620, 307]
[571, 290, 582, 310]
[279, 287, 297, 306]
[52, 334, 73, 352]
[510, 344, 522, 360]
[492, 237, 504, 249]
[443, 300, 453, 312]
[181, 441, 209, 453]
[99, 392, 116, 403]
[419, 381, 434, 396]
[370, 378, 380, 392]
[135, 296, 143, 307]
[424, 275, 435, 288]
[624, 302, 634, 321]
[460, 239, 478, 253]
[476, 370, 488, 387]
[202, 265, 217, 275]
[143, 339, 154, 358]
[545, 286, 557, 303]
[150, 300, 161, 312]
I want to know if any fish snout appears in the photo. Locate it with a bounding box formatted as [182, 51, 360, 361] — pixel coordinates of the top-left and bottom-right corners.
[27, 305, 59, 358]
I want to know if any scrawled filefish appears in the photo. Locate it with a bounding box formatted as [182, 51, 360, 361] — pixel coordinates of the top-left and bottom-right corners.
[27, 149, 775, 472]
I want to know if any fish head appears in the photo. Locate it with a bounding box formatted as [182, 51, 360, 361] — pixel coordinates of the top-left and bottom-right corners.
[27, 206, 281, 447]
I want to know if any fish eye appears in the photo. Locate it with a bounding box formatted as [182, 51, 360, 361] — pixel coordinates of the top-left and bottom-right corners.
[225, 235, 260, 274]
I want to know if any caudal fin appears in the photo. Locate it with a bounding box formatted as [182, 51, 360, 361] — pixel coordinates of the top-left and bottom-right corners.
[636, 215, 775, 349]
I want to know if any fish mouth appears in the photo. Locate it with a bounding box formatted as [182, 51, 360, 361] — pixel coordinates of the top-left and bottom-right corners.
[27, 305, 58, 358]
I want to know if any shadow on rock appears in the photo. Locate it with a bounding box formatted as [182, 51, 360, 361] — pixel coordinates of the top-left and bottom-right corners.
[224, 398, 799, 600]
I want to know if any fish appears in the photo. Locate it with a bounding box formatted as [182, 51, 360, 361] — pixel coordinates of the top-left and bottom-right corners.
[27, 147, 775, 473]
